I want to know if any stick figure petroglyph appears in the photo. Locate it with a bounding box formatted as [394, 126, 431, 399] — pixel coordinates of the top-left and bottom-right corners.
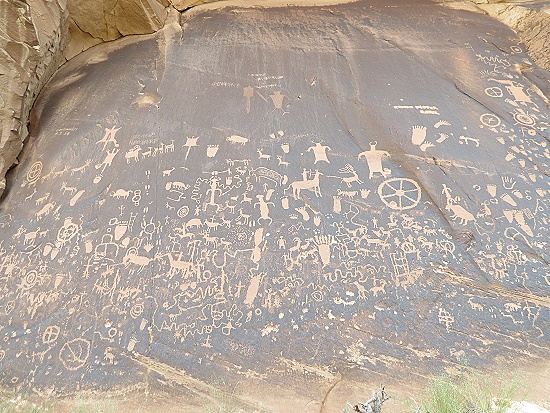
[95, 148, 119, 174]
[97, 126, 121, 150]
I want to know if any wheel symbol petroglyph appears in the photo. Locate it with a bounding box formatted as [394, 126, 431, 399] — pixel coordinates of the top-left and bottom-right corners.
[480, 113, 501, 128]
[42, 326, 60, 344]
[59, 338, 90, 371]
[378, 178, 421, 210]
[484, 87, 503, 98]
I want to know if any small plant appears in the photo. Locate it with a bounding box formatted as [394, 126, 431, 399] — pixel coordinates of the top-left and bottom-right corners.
[414, 372, 523, 413]
[344, 386, 391, 413]
[0, 392, 52, 413]
[204, 379, 240, 413]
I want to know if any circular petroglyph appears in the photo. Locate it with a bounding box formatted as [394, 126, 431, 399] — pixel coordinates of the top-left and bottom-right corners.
[26, 161, 43, 183]
[378, 178, 421, 210]
[484, 87, 503, 98]
[177, 206, 190, 218]
[59, 338, 90, 371]
[480, 113, 501, 128]
[42, 326, 60, 344]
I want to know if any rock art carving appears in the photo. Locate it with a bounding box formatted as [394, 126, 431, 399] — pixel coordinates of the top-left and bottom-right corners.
[0, 1, 548, 401]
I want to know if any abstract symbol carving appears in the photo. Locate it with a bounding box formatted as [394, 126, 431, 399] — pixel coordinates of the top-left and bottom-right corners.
[177, 206, 190, 218]
[479, 113, 501, 128]
[377, 178, 421, 210]
[59, 338, 90, 371]
[26, 161, 43, 184]
[42, 326, 60, 344]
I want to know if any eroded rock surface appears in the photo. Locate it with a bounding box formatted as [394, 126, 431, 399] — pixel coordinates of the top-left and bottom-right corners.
[0, 0, 68, 195]
[0, 1, 549, 410]
[479, 2, 550, 72]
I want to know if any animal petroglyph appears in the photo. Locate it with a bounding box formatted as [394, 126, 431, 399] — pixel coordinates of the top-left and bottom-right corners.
[0, 7, 549, 397]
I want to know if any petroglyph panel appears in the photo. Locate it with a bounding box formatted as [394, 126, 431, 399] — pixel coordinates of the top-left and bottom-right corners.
[0, 0, 548, 396]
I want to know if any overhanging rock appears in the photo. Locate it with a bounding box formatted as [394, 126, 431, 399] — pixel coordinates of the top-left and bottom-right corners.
[0, 0, 549, 404]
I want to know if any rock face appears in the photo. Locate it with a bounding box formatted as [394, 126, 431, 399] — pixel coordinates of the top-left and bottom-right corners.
[0, 0, 549, 409]
[479, 3, 550, 73]
[0, 0, 171, 201]
[0, 0, 68, 195]
[66, 0, 170, 58]
[1, 0, 549, 206]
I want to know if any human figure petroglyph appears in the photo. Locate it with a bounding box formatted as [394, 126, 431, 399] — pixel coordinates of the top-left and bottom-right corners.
[307, 142, 331, 164]
[489, 79, 538, 108]
[205, 175, 223, 212]
[95, 147, 119, 173]
[97, 126, 121, 150]
[270, 90, 287, 113]
[358, 142, 391, 179]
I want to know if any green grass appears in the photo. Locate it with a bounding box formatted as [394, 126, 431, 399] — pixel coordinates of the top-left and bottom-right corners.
[0, 393, 52, 413]
[0, 393, 130, 413]
[415, 372, 523, 413]
[204, 379, 240, 413]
